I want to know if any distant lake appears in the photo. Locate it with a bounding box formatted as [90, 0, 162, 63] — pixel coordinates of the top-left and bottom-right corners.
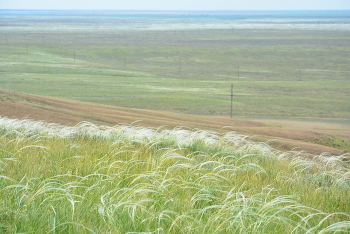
[1, 10, 350, 32]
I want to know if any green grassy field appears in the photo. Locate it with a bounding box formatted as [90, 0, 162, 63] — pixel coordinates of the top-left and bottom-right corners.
[1, 29, 349, 118]
[1, 12, 350, 234]
[1, 117, 350, 233]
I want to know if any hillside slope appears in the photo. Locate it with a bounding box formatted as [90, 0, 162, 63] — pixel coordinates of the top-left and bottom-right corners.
[1, 89, 348, 155]
[1, 116, 349, 233]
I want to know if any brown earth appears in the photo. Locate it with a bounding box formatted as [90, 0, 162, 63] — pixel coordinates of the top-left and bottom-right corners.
[1, 89, 349, 156]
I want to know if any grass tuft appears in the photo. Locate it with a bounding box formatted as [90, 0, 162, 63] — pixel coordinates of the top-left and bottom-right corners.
[0, 117, 349, 233]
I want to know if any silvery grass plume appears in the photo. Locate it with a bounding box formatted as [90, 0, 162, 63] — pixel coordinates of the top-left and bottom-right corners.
[0, 117, 247, 147]
[0, 117, 349, 233]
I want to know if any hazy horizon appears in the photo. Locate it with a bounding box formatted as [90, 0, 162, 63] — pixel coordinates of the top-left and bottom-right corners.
[1, 0, 350, 11]
[1, 9, 350, 12]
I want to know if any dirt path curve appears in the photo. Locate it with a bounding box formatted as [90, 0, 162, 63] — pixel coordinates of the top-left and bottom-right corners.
[1, 89, 347, 156]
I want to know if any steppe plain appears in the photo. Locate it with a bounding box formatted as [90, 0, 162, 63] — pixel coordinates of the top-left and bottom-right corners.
[0, 10, 349, 153]
[1, 11, 350, 233]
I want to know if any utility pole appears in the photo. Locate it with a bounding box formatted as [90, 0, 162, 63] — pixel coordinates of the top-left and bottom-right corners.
[230, 84, 234, 119]
[179, 57, 181, 74]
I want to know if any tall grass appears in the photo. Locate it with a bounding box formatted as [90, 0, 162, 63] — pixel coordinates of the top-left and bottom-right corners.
[0, 117, 349, 233]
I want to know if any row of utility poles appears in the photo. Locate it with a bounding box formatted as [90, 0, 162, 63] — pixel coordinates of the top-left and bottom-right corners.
[16, 43, 302, 119]
[17, 41, 304, 81]
[2, 29, 234, 44]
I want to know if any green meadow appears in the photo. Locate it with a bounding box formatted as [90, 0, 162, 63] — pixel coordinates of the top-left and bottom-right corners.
[1, 12, 350, 233]
[0, 28, 349, 117]
[0, 118, 349, 233]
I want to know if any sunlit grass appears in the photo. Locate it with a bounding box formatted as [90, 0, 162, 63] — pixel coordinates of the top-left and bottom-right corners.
[0, 117, 349, 233]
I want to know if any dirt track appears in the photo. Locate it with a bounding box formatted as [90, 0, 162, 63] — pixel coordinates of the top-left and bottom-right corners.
[1, 89, 348, 155]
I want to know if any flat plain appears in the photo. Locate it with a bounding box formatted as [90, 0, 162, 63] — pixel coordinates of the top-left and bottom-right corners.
[1, 11, 349, 118]
[0, 11, 350, 153]
[1, 11, 350, 233]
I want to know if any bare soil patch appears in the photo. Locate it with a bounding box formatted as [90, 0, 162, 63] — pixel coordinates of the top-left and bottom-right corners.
[1, 89, 347, 155]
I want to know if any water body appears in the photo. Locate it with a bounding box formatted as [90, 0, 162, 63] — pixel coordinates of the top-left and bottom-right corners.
[1, 10, 350, 32]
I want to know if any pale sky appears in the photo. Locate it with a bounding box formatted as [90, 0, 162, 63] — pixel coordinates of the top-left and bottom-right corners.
[1, 0, 350, 11]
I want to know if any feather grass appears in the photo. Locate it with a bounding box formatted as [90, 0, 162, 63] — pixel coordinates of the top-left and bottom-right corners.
[0, 117, 349, 233]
